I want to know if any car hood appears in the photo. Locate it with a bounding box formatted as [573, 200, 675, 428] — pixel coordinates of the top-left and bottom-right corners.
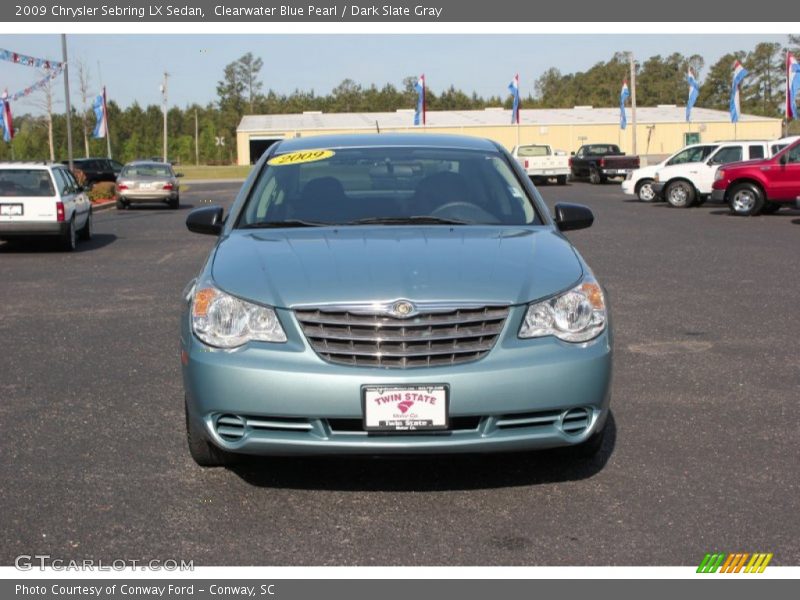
[211, 226, 584, 308]
[718, 158, 771, 171]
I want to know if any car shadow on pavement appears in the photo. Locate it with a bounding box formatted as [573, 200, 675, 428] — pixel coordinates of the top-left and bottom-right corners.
[229, 413, 616, 491]
[0, 233, 117, 253]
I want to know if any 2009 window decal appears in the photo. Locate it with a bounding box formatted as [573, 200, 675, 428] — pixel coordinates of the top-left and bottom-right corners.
[267, 149, 335, 166]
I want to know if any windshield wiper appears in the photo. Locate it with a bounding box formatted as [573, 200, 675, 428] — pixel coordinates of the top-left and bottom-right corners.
[346, 216, 471, 225]
[240, 219, 331, 229]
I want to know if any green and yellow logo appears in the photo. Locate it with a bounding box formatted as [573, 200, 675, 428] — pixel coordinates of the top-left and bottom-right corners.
[697, 552, 773, 573]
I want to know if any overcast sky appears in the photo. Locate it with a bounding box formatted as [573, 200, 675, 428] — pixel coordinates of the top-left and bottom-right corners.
[2, 34, 789, 115]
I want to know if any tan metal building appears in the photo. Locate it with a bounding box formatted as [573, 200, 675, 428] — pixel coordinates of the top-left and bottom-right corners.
[236, 106, 782, 165]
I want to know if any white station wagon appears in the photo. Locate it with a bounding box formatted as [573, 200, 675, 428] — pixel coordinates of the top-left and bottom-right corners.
[0, 162, 92, 251]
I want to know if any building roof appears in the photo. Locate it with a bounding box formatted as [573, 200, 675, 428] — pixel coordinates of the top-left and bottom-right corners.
[238, 106, 778, 133]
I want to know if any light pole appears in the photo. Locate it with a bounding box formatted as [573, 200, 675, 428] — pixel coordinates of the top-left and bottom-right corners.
[61, 34, 73, 170]
[160, 72, 169, 162]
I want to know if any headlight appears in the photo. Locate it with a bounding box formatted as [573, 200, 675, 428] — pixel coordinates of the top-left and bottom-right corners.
[653, 173, 660, 183]
[625, 171, 633, 180]
[519, 275, 607, 342]
[191, 285, 287, 348]
[714, 169, 725, 182]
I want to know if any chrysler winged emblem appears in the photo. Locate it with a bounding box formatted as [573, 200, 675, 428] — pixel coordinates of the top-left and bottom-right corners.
[389, 300, 416, 318]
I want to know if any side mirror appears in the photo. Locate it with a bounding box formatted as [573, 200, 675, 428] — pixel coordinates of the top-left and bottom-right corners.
[780, 153, 788, 166]
[176, 172, 185, 178]
[554, 203, 594, 232]
[186, 205, 224, 235]
[570, 151, 576, 156]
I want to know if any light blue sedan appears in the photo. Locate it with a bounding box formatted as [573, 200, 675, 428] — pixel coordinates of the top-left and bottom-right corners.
[181, 134, 612, 466]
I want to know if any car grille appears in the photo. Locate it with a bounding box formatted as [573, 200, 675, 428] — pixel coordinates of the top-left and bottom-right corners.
[294, 305, 510, 368]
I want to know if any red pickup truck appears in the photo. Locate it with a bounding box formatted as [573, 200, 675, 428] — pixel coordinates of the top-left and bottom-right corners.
[711, 139, 800, 216]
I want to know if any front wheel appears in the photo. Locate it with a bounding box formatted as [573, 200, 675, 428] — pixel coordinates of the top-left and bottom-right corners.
[635, 178, 656, 202]
[665, 180, 696, 208]
[728, 183, 764, 216]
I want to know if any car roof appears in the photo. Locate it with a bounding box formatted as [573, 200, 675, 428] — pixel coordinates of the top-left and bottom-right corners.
[272, 133, 500, 154]
[124, 161, 172, 167]
[0, 161, 64, 170]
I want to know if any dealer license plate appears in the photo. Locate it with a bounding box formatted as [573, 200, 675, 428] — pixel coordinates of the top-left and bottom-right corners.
[0, 204, 23, 216]
[363, 385, 449, 432]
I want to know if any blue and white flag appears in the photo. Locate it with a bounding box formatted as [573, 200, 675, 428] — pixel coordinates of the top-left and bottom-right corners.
[414, 74, 425, 126]
[92, 87, 107, 138]
[729, 60, 748, 123]
[620, 80, 629, 130]
[1, 92, 13, 142]
[686, 68, 700, 122]
[786, 52, 800, 121]
[508, 73, 520, 124]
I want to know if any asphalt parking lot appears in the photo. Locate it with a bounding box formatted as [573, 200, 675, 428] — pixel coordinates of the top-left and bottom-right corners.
[1, 180, 798, 566]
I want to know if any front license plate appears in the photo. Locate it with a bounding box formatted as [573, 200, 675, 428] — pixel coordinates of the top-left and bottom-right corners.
[0, 204, 23, 216]
[363, 385, 449, 432]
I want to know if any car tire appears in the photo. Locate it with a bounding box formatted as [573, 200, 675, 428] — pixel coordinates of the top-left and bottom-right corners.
[60, 218, 77, 252]
[556, 175, 567, 186]
[728, 182, 764, 216]
[589, 168, 604, 185]
[665, 180, 695, 208]
[761, 201, 781, 214]
[78, 211, 92, 241]
[635, 178, 656, 202]
[115, 197, 128, 210]
[169, 196, 179, 209]
[185, 398, 238, 467]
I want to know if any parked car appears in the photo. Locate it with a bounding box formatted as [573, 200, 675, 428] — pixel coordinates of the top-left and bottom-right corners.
[621, 143, 719, 202]
[62, 157, 124, 185]
[711, 138, 800, 216]
[0, 161, 92, 251]
[115, 161, 182, 209]
[651, 140, 775, 207]
[511, 144, 570, 185]
[569, 144, 640, 184]
[180, 134, 612, 466]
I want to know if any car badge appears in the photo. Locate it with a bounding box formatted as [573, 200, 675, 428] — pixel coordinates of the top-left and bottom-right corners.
[390, 301, 416, 318]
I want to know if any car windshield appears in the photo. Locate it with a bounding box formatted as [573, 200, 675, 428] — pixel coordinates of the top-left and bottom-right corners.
[121, 164, 172, 178]
[0, 169, 55, 197]
[239, 146, 540, 227]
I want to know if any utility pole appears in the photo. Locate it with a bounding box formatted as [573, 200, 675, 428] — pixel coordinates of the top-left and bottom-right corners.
[194, 109, 199, 165]
[629, 52, 637, 156]
[160, 72, 169, 162]
[61, 34, 73, 170]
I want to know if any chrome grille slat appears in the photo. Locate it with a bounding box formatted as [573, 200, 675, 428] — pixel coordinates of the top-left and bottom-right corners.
[295, 304, 509, 368]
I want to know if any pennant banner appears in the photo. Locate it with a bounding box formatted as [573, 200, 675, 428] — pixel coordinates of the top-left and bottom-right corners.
[5, 65, 64, 102]
[0, 48, 64, 70]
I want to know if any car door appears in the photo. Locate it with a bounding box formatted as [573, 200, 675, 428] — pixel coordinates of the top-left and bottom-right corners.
[770, 144, 800, 200]
[698, 145, 743, 194]
[55, 168, 88, 229]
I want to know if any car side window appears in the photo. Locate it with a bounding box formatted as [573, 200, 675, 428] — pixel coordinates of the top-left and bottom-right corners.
[63, 170, 80, 191]
[709, 146, 742, 165]
[52, 169, 72, 196]
[787, 145, 800, 164]
[748, 145, 765, 160]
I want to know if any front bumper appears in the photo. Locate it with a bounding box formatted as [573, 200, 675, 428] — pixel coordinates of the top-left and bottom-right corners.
[710, 188, 726, 203]
[181, 305, 613, 456]
[621, 179, 635, 196]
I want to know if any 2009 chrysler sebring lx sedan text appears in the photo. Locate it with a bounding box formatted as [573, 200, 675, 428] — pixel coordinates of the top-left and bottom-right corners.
[180, 134, 612, 466]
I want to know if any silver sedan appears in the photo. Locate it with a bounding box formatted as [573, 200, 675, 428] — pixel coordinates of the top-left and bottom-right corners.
[116, 161, 182, 209]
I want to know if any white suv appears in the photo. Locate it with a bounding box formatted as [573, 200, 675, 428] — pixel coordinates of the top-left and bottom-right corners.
[651, 140, 776, 208]
[0, 162, 92, 251]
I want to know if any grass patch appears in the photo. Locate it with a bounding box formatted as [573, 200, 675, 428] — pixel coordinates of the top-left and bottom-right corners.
[177, 165, 252, 181]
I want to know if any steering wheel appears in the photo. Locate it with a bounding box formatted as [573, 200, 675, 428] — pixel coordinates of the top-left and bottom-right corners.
[430, 202, 499, 223]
